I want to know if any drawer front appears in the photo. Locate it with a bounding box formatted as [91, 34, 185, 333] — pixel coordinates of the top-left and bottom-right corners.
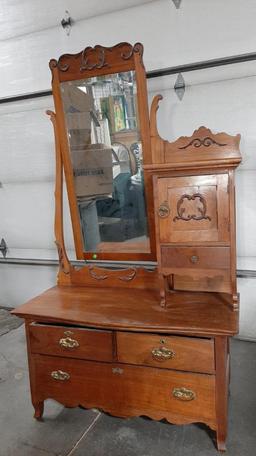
[117, 332, 215, 374]
[33, 355, 216, 428]
[29, 324, 113, 362]
[161, 246, 230, 270]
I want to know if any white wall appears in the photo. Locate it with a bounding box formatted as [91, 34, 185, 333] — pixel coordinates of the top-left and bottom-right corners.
[0, 0, 256, 339]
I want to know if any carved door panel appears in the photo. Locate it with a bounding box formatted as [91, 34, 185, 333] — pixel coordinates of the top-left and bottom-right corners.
[156, 174, 229, 243]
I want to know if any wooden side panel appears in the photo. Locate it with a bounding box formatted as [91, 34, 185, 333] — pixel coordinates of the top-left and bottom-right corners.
[117, 332, 215, 374]
[173, 271, 232, 294]
[32, 355, 216, 428]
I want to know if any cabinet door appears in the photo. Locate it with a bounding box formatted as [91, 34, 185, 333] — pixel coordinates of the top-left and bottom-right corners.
[156, 174, 229, 243]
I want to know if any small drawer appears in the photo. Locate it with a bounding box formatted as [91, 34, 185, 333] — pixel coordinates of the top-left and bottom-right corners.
[29, 323, 113, 362]
[161, 246, 230, 270]
[116, 332, 215, 374]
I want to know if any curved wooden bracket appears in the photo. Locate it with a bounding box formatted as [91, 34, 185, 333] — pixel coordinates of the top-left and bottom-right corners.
[150, 94, 163, 139]
[46, 110, 71, 276]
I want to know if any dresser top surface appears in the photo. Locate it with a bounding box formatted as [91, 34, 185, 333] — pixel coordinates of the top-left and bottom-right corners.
[12, 285, 238, 336]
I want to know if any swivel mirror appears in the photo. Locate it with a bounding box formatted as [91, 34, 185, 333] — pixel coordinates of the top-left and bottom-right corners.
[49, 43, 155, 261]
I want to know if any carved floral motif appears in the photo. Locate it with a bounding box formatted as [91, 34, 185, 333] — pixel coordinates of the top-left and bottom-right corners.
[179, 137, 227, 150]
[50, 42, 143, 73]
[88, 265, 137, 281]
[173, 193, 211, 222]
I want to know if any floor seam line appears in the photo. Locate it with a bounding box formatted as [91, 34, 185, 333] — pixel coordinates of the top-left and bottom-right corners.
[65, 412, 102, 456]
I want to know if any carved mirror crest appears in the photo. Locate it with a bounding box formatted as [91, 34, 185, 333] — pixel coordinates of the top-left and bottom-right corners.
[50, 43, 155, 262]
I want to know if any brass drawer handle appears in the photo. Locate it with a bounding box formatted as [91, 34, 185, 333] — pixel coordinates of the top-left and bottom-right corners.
[158, 203, 170, 218]
[151, 346, 175, 361]
[51, 370, 70, 381]
[172, 387, 196, 401]
[190, 255, 199, 264]
[59, 337, 79, 349]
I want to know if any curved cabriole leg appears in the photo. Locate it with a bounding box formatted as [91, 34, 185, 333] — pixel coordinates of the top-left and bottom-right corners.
[33, 401, 44, 420]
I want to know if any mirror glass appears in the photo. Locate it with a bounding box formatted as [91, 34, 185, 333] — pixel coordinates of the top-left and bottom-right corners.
[60, 71, 150, 255]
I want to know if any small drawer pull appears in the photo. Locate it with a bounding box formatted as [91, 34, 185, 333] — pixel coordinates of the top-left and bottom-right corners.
[172, 387, 196, 401]
[59, 337, 79, 349]
[190, 255, 199, 264]
[51, 370, 70, 381]
[158, 203, 170, 218]
[151, 346, 175, 361]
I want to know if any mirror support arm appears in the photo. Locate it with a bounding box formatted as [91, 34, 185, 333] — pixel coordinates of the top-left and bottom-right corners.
[46, 110, 71, 278]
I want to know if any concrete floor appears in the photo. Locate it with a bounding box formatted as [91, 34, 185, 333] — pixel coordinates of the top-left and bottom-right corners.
[0, 324, 256, 456]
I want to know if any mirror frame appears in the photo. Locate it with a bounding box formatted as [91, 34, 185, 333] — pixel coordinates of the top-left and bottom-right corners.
[49, 42, 156, 261]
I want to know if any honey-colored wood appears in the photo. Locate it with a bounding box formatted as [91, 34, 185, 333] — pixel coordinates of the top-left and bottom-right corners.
[50, 65, 85, 259]
[46, 110, 71, 277]
[150, 96, 241, 309]
[50, 42, 156, 262]
[215, 336, 229, 451]
[29, 323, 114, 362]
[12, 286, 239, 337]
[116, 332, 215, 374]
[156, 174, 230, 244]
[12, 42, 242, 452]
[161, 246, 230, 270]
[31, 355, 216, 430]
[58, 264, 159, 290]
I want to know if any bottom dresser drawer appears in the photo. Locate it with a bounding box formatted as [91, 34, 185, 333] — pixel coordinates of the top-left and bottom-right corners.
[32, 355, 216, 428]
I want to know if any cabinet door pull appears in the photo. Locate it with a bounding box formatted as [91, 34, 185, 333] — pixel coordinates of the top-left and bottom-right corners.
[51, 370, 70, 381]
[59, 337, 79, 349]
[151, 346, 175, 361]
[172, 387, 196, 401]
[158, 203, 170, 218]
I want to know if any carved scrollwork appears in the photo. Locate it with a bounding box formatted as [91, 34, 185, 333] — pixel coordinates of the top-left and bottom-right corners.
[80, 46, 108, 71]
[121, 42, 144, 60]
[88, 265, 137, 282]
[179, 137, 227, 150]
[173, 193, 211, 222]
[54, 42, 143, 73]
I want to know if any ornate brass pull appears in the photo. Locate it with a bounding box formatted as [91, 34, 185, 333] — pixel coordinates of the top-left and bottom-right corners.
[59, 337, 79, 349]
[158, 203, 170, 218]
[51, 370, 70, 381]
[151, 346, 175, 361]
[190, 255, 199, 264]
[172, 387, 196, 401]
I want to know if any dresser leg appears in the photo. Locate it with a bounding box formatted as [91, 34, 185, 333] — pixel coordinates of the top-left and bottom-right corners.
[33, 401, 44, 420]
[215, 336, 228, 452]
[216, 433, 227, 452]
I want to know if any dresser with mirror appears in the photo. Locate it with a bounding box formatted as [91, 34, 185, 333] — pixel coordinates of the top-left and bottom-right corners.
[13, 42, 241, 451]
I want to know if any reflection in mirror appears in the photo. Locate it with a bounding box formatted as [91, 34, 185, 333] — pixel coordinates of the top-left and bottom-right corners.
[61, 71, 150, 255]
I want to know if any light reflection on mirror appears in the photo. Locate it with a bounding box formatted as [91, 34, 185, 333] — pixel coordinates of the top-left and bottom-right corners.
[61, 71, 150, 255]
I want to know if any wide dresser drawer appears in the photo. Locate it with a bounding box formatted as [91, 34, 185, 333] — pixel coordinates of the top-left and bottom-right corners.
[117, 332, 215, 374]
[29, 323, 113, 361]
[33, 355, 216, 428]
[161, 246, 230, 271]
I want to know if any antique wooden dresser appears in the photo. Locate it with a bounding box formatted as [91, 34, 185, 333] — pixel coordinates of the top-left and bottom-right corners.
[12, 42, 241, 451]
